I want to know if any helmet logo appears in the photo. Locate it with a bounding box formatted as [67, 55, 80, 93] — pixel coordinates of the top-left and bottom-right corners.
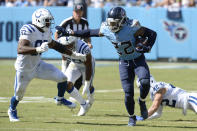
[35, 11, 43, 18]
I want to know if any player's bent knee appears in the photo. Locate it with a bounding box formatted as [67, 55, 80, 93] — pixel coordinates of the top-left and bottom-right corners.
[57, 74, 67, 83]
[15, 95, 23, 101]
[140, 78, 150, 88]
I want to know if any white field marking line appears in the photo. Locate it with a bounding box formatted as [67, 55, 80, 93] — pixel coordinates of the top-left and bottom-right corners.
[1, 90, 197, 103]
[0, 128, 64, 131]
[0, 89, 132, 103]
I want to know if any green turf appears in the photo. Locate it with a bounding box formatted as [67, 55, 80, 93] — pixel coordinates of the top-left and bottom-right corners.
[0, 60, 197, 131]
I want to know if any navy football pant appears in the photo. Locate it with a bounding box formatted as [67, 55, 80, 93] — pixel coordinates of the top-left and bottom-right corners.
[119, 54, 150, 116]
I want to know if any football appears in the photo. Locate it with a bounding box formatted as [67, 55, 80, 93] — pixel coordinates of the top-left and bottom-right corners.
[135, 36, 148, 48]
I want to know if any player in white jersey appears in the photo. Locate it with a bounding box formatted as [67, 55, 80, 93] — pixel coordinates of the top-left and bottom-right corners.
[136, 75, 197, 120]
[58, 36, 95, 116]
[8, 8, 89, 122]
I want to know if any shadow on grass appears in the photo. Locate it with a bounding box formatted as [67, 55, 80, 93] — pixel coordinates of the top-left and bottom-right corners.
[146, 124, 197, 129]
[44, 121, 126, 126]
[88, 113, 128, 118]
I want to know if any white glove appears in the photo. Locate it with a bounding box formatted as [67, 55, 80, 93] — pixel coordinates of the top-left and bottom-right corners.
[70, 52, 86, 62]
[82, 81, 90, 96]
[36, 42, 49, 53]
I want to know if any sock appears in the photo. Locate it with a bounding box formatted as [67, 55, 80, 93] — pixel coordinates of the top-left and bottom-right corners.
[90, 87, 95, 94]
[57, 81, 67, 97]
[10, 96, 19, 110]
[68, 87, 85, 105]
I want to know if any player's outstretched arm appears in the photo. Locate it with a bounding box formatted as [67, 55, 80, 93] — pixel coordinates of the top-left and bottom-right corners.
[148, 106, 163, 119]
[148, 88, 166, 117]
[48, 40, 86, 61]
[55, 26, 102, 37]
[17, 39, 48, 54]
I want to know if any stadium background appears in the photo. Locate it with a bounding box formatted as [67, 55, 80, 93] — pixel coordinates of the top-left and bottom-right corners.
[1, 1, 197, 130]
[0, 6, 197, 61]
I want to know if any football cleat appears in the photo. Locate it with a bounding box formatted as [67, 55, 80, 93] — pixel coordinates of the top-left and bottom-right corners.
[138, 98, 148, 119]
[128, 115, 136, 126]
[77, 101, 90, 116]
[8, 108, 19, 122]
[54, 97, 76, 109]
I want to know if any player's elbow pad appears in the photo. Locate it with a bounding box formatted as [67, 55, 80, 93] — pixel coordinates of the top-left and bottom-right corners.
[74, 29, 100, 37]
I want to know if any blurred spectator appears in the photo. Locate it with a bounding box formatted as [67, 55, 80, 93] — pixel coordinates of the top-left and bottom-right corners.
[89, 0, 104, 8]
[125, 0, 138, 7]
[138, 0, 154, 8]
[5, 0, 15, 7]
[104, 0, 116, 7]
[44, 0, 68, 6]
[15, 0, 31, 6]
[0, 0, 6, 6]
[182, 0, 196, 7]
[67, 0, 74, 7]
[36, 0, 44, 6]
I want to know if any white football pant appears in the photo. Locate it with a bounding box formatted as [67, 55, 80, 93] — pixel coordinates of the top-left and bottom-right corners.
[14, 60, 67, 101]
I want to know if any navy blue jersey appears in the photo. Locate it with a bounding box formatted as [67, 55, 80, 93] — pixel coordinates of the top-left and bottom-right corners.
[100, 19, 142, 60]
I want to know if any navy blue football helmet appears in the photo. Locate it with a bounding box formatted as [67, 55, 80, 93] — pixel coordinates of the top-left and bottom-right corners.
[107, 7, 126, 32]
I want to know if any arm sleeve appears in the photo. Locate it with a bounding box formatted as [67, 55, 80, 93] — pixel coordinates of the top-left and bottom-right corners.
[73, 29, 100, 37]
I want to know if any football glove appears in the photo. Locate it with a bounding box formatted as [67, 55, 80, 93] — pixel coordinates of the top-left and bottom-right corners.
[36, 42, 49, 53]
[70, 52, 86, 62]
[55, 26, 72, 37]
[135, 43, 151, 53]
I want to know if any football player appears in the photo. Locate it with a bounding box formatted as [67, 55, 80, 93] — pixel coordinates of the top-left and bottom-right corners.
[8, 8, 89, 122]
[57, 36, 95, 116]
[55, 7, 157, 126]
[136, 75, 197, 120]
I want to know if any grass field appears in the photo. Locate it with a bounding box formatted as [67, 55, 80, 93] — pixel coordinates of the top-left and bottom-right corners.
[0, 59, 197, 131]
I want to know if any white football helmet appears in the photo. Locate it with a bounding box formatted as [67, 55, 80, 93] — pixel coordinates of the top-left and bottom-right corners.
[32, 8, 54, 32]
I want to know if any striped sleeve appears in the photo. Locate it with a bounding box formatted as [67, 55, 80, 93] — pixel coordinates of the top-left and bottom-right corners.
[19, 24, 36, 41]
[77, 40, 91, 55]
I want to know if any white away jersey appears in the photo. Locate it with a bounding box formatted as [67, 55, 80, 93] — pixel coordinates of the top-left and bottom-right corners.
[15, 24, 52, 72]
[150, 82, 187, 108]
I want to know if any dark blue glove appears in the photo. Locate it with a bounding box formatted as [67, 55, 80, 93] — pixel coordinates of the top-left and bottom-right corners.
[135, 43, 151, 53]
[136, 116, 144, 121]
[55, 26, 72, 37]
